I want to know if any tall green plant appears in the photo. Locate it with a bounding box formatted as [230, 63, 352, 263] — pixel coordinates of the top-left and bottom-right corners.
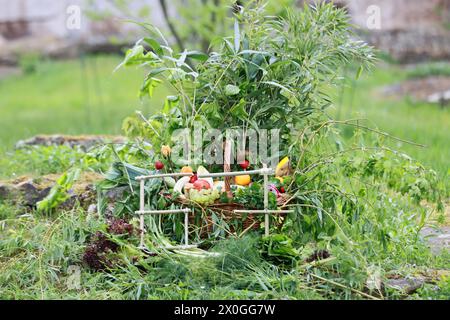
[116, 1, 444, 249]
[120, 2, 374, 157]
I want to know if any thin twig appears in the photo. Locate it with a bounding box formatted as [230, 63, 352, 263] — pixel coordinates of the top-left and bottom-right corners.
[335, 119, 426, 148]
[309, 273, 381, 300]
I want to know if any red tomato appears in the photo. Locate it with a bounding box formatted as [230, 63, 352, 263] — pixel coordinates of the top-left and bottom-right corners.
[193, 179, 211, 191]
[155, 161, 164, 170]
[239, 159, 250, 170]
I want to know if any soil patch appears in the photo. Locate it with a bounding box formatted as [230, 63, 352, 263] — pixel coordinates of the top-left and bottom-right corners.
[15, 134, 127, 151]
[0, 65, 20, 80]
[0, 172, 103, 208]
[382, 76, 450, 103]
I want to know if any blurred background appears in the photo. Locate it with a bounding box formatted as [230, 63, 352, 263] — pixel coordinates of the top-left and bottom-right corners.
[0, 0, 449, 178]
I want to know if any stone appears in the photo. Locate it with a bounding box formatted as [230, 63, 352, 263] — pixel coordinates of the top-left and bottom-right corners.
[16, 180, 40, 206]
[382, 76, 450, 102]
[15, 134, 127, 151]
[16, 180, 51, 207]
[0, 172, 102, 209]
[427, 90, 450, 106]
[87, 204, 97, 214]
[104, 186, 129, 202]
[0, 183, 13, 199]
[385, 277, 425, 294]
[420, 226, 450, 255]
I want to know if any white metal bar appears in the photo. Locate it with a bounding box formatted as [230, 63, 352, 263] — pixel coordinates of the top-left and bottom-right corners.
[139, 179, 145, 248]
[136, 172, 193, 181]
[136, 167, 273, 180]
[197, 167, 273, 178]
[263, 163, 269, 237]
[135, 163, 282, 249]
[138, 244, 198, 253]
[165, 244, 198, 250]
[136, 208, 191, 215]
[233, 209, 295, 214]
[184, 211, 189, 246]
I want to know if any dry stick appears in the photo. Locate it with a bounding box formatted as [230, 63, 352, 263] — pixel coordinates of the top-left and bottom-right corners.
[285, 120, 332, 192]
[309, 273, 381, 300]
[158, 0, 185, 52]
[194, 58, 236, 119]
[136, 111, 161, 138]
[139, 179, 145, 248]
[283, 143, 409, 207]
[281, 189, 357, 210]
[294, 145, 391, 185]
[287, 118, 424, 193]
[335, 119, 426, 148]
[298, 257, 337, 269]
[238, 221, 258, 238]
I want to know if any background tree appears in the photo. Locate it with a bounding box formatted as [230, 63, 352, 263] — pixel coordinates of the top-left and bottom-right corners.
[86, 0, 296, 52]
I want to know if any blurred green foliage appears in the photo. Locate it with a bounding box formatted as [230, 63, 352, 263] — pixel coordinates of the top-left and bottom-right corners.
[0, 55, 166, 151]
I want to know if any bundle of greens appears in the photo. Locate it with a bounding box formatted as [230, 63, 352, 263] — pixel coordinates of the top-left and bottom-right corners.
[80, 1, 446, 298]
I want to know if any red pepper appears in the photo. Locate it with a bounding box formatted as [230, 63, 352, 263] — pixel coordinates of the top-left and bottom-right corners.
[189, 174, 198, 183]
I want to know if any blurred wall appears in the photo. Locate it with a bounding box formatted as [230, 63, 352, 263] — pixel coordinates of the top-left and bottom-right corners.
[1, 0, 449, 64]
[334, 0, 450, 62]
[346, 0, 448, 31]
[0, 0, 165, 64]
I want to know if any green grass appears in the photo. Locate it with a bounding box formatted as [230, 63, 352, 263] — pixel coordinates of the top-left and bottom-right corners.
[0, 54, 166, 151]
[405, 61, 450, 79]
[332, 62, 450, 183]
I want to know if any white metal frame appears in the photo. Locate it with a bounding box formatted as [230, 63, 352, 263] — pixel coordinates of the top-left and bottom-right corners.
[135, 164, 294, 250]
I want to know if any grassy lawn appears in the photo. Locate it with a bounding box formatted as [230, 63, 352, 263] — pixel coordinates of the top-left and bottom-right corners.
[0, 54, 166, 151]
